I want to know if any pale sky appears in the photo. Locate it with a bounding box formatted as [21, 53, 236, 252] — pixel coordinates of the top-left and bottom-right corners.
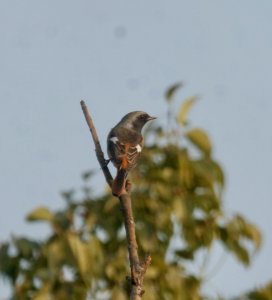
[1, 1, 272, 298]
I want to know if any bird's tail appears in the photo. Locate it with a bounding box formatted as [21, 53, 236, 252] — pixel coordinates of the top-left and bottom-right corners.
[112, 168, 127, 197]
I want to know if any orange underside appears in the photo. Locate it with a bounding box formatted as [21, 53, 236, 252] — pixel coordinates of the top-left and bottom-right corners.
[120, 144, 129, 170]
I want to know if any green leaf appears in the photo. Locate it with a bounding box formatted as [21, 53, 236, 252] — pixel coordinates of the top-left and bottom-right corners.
[233, 243, 250, 266]
[244, 223, 262, 251]
[190, 159, 224, 192]
[61, 189, 75, 201]
[66, 233, 102, 281]
[233, 215, 262, 251]
[165, 82, 183, 102]
[146, 265, 160, 279]
[218, 216, 257, 266]
[32, 285, 51, 300]
[173, 197, 186, 222]
[175, 249, 194, 260]
[81, 170, 95, 181]
[0, 243, 20, 283]
[177, 96, 198, 125]
[211, 161, 225, 187]
[111, 286, 127, 300]
[248, 282, 272, 300]
[26, 207, 53, 222]
[67, 234, 91, 275]
[13, 237, 39, 258]
[186, 128, 212, 156]
[53, 211, 71, 230]
[193, 193, 220, 213]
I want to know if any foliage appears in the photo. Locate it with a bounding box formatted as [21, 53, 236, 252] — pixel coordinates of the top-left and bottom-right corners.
[231, 282, 272, 300]
[0, 85, 262, 299]
[247, 282, 272, 300]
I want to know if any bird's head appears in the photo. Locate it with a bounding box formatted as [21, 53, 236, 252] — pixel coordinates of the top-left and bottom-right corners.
[119, 111, 156, 132]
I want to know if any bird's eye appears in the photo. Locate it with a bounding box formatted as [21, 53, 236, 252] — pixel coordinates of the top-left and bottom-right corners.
[140, 114, 148, 120]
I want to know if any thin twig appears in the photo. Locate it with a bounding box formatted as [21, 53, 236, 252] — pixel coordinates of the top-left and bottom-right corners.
[80, 100, 150, 299]
[80, 100, 113, 185]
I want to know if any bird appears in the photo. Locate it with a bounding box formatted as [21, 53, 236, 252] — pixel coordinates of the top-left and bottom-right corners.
[107, 111, 156, 196]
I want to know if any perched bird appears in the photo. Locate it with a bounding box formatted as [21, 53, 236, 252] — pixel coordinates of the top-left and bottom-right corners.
[107, 111, 156, 196]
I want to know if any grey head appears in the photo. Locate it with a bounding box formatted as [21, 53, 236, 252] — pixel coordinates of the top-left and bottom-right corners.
[117, 111, 156, 132]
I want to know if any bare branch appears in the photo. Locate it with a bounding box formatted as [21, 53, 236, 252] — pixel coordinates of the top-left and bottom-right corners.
[80, 100, 150, 299]
[80, 100, 113, 185]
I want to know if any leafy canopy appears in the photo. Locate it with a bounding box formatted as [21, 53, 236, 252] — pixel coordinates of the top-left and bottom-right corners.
[0, 85, 265, 300]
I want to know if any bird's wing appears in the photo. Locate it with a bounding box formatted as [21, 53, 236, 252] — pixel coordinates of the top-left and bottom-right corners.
[107, 133, 143, 171]
[115, 140, 143, 171]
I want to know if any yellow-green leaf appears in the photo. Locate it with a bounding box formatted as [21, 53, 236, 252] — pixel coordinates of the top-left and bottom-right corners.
[165, 82, 183, 102]
[186, 128, 212, 156]
[67, 233, 92, 280]
[26, 207, 53, 222]
[177, 96, 198, 125]
[173, 197, 186, 222]
[146, 266, 160, 279]
[233, 243, 250, 266]
[211, 161, 225, 187]
[111, 287, 127, 300]
[32, 284, 51, 300]
[244, 223, 262, 251]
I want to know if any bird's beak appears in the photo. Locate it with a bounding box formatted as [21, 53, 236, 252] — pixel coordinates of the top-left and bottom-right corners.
[148, 116, 157, 121]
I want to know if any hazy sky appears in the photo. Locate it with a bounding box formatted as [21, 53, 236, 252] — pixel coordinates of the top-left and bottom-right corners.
[1, 1, 272, 298]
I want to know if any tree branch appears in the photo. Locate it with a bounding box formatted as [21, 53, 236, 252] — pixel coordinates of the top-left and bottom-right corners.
[80, 100, 113, 186]
[80, 100, 151, 299]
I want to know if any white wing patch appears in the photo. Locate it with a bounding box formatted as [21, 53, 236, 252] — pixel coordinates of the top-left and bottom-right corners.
[136, 144, 142, 152]
[110, 136, 119, 144]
